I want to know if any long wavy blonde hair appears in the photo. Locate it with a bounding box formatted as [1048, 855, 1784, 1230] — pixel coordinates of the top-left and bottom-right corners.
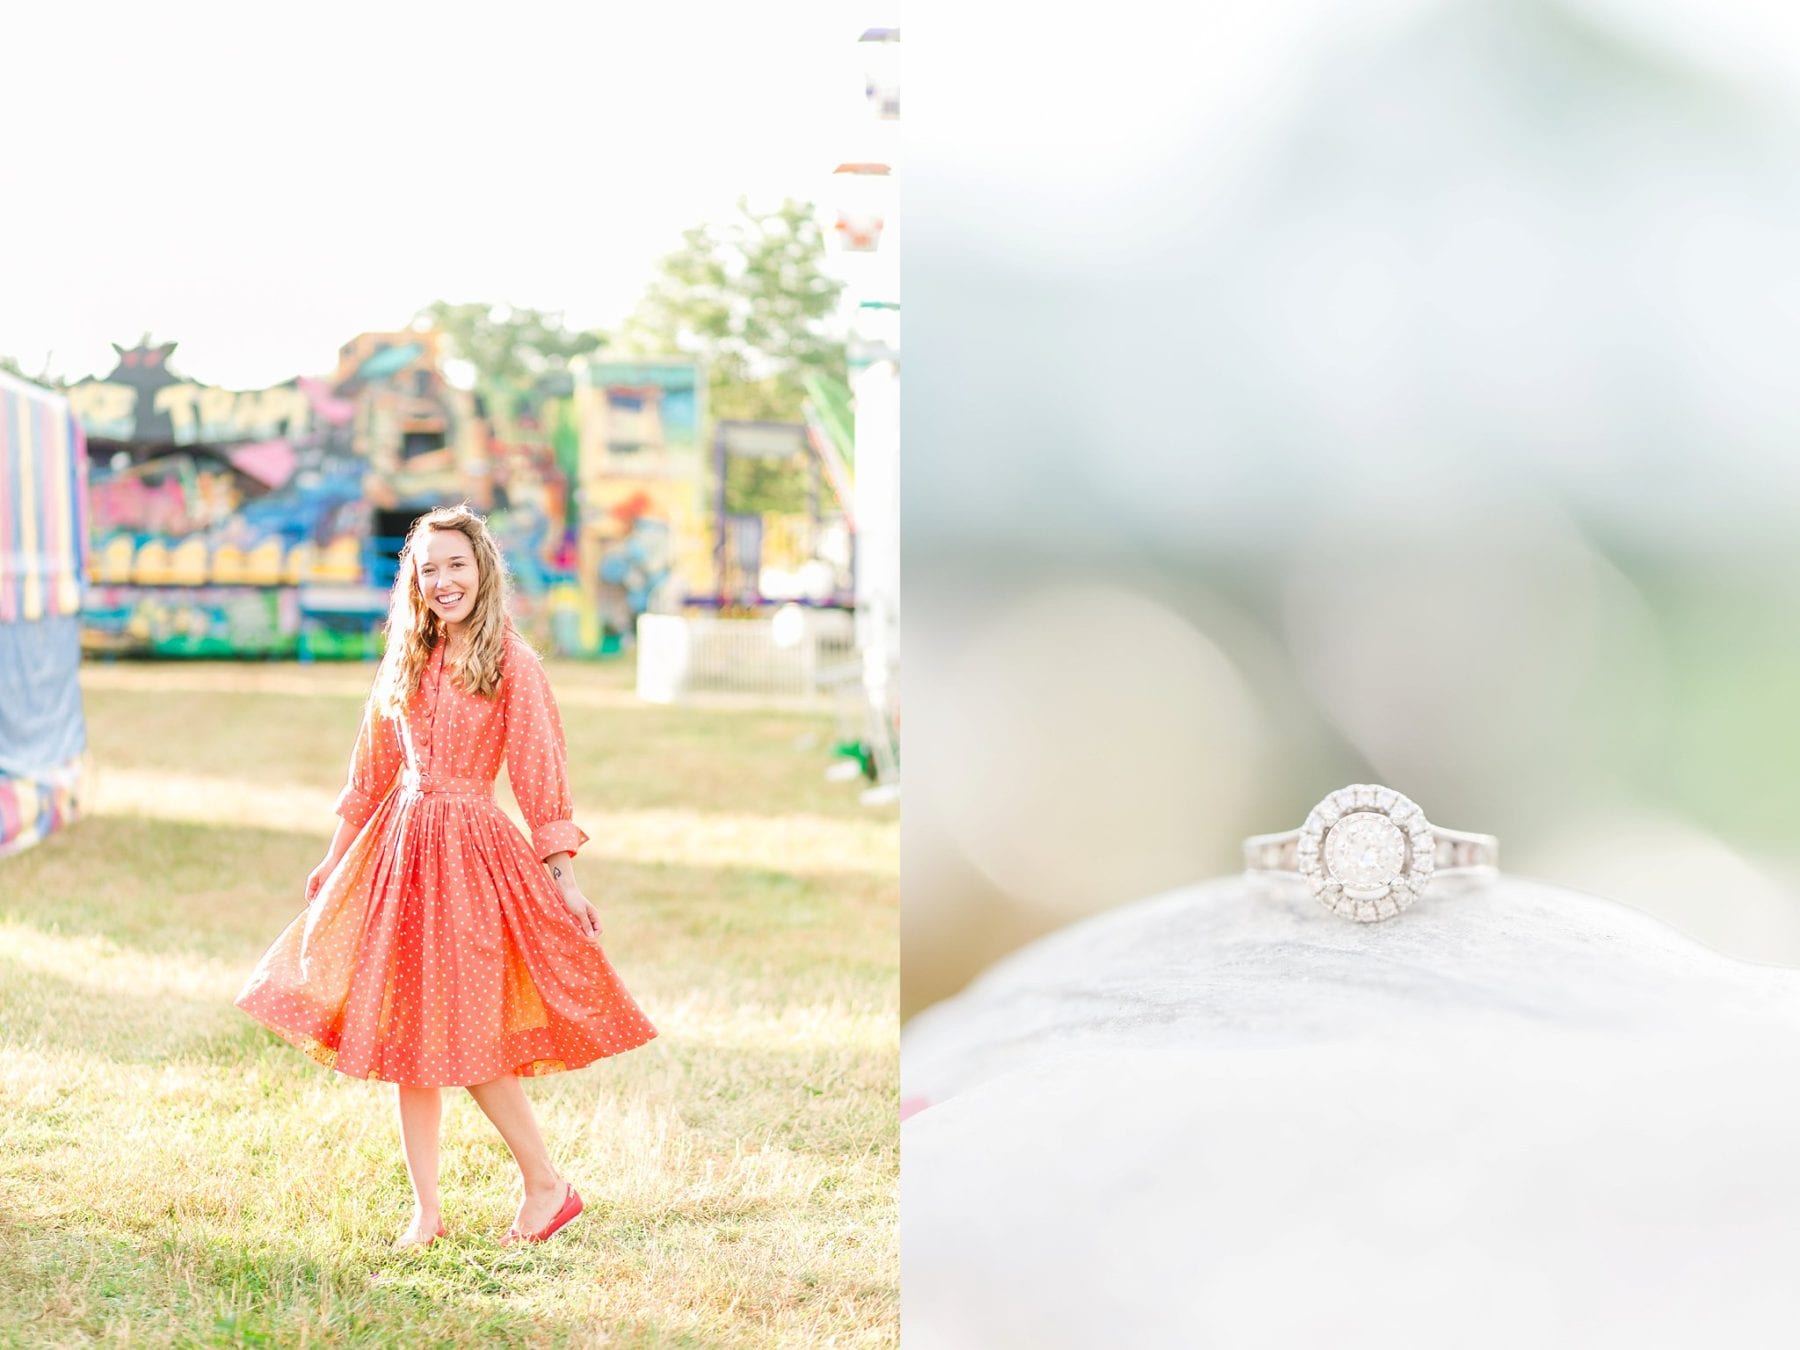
[368, 503, 512, 718]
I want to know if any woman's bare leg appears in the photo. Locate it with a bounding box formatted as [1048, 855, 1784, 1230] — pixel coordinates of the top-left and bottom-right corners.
[465, 1074, 567, 1232]
[394, 1083, 444, 1245]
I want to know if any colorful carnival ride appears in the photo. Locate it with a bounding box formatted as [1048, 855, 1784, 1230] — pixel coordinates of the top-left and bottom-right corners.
[66, 335, 851, 659]
[0, 371, 88, 855]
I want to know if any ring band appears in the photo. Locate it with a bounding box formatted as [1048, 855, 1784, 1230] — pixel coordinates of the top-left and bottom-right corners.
[1243, 783, 1498, 923]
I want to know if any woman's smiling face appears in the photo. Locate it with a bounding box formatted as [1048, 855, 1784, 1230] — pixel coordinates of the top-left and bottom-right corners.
[416, 528, 479, 628]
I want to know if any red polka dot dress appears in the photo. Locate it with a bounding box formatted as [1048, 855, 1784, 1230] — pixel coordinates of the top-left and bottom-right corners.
[235, 626, 658, 1087]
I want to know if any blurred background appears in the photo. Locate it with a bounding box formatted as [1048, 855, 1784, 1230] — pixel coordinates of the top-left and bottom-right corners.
[904, 0, 1800, 1018]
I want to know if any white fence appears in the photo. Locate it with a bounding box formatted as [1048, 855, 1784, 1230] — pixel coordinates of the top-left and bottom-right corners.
[636, 610, 859, 702]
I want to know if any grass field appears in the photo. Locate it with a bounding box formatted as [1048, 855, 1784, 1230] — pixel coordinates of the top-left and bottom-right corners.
[0, 655, 898, 1347]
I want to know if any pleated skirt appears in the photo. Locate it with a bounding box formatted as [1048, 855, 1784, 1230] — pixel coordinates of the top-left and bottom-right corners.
[235, 791, 658, 1087]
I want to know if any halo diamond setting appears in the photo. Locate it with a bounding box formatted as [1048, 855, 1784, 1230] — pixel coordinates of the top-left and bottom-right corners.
[1243, 783, 1496, 923]
[1295, 784, 1435, 922]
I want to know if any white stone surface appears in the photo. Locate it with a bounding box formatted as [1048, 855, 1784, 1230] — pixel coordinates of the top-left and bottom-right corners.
[901, 874, 1800, 1349]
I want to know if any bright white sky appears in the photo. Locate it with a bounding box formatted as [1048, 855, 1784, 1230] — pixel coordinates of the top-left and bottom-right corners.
[0, 0, 896, 390]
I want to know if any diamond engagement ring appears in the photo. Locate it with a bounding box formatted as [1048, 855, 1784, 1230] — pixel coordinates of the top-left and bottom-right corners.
[1242, 784, 1499, 923]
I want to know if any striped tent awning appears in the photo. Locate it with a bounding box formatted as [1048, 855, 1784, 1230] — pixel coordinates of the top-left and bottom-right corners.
[0, 369, 88, 623]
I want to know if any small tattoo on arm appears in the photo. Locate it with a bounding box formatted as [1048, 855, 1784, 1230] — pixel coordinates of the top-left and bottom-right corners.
[553, 866, 563, 881]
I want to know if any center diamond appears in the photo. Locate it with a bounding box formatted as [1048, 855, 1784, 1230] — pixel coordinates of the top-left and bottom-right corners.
[1323, 812, 1407, 889]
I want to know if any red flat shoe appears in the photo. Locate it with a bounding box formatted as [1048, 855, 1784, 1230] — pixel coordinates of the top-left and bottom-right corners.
[394, 1218, 448, 1250]
[501, 1183, 583, 1246]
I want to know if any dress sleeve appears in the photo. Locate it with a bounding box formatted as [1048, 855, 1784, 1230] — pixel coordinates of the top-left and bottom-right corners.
[333, 698, 403, 830]
[504, 638, 591, 862]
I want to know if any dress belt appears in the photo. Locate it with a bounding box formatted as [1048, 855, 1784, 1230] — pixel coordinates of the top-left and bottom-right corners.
[398, 769, 494, 798]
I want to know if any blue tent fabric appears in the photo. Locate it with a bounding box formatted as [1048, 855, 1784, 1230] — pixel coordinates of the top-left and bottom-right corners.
[0, 614, 86, 778]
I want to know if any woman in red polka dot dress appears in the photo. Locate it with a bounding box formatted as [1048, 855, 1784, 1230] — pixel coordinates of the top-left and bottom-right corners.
[235, 504, 657, 1251]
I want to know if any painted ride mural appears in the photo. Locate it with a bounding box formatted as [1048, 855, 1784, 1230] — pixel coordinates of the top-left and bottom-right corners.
[69, 337, 729, 658]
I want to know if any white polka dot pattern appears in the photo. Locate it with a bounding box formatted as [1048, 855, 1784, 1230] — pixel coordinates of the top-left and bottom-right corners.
[234, 628, 658, 1087]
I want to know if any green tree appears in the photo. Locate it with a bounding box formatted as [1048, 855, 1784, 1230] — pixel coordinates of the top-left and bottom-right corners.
[412, 301, 608, 392]
[619, 196, 849, 513]
[0, 353, 65, 388]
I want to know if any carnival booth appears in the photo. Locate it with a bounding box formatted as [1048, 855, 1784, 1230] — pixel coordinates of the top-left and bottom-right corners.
[0, 370, 89, 856]
[68, 337, 721, 659]
[71, 336, 471, 659]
